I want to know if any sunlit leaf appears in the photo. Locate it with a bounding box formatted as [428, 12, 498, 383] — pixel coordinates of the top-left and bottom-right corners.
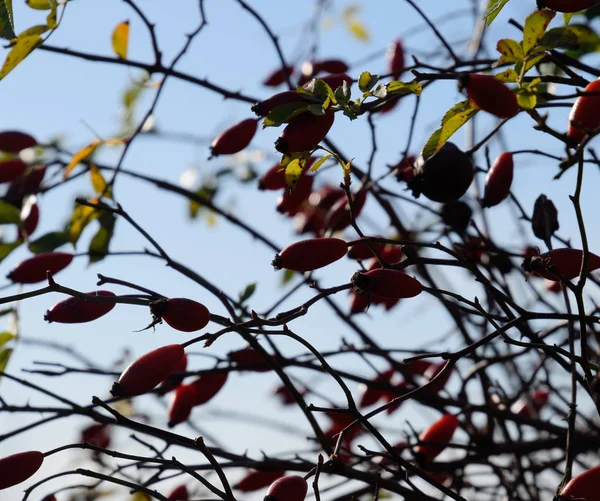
[0, 34, 41, 80]
[90, 165, 109, 195]
[0, 240, 21, 262]
[112, 20, 129, 59]
[25, 0, 51, 9]
[422, 100, 479, 160]
[263, 102, 309, 128]
[17, 24, 49, 38]
[238, 283, 256, 304]
[0, 201, 22, 224]
[485, 0, 510, 27]
[0, 347, 12, 378]
[282, 268, 295, 285]
[564, 24, 600, 57]
[46, 0, 57, 29]
[130, 492, 150, 501]
[88, 214, 115, 264]
[496, 38, 524, 64]
[386, 80, 422, 96]
[564, 13, 573, 25]
[522, 10, 555, 56]
[358, 71, 379, 93]
[64, 139, 101, 179]
[0, 331, 15, 348]
[494, 68, 519, 82]
[284, 158, 305, 189]
[0, 0, 15, 39]
[347, 19, 369, 41]
[68, 200, 99, 245]
[310, 154, 332, 173]
[517, 91, 537, 110]
[28, 231, 69, 253]
[188, 184, 216, 220]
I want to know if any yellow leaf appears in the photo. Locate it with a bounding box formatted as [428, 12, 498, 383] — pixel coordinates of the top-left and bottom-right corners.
[347, 20, 369, 41]
[26, 0, 52, 10]
[89, 165, 108, 195]
[284, 158, 305, 189]
[0, 35, 42, 81]
[112, 21, 129, 60]
[104, 138, 126, 146]
[64, 140, 101, 180]
[68, 199, 99, 245]
[130, 492, 151, 501]
[46, 0, 58, 29]
[112, 399, 134, 417]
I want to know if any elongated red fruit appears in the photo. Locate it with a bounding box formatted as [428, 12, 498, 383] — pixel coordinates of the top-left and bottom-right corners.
[0, 131, 37, 153]
[352, 269, 422, 298]
[162, 298, 210, 332]
[461, 74, 519, 119]
[415, 414, 459, 463]
[8, 252, 73, 284]
[0, 159, 27, 183]
[568, 79, 600, 144]
[252, 91, 309, 118]
[168, 383, 196, 427]
[560, 465, 600, 500]
[511, 388, 549, 418]
[265, 475, 308, 501]
[314, 59, 349, 74]
[387, 40, 405, 79]
[303, 73, 352, 92]
[4, 165, 46, 207]
[44, 290, 116, 324]
[263, 66, 294, 87]
[347, 239, 385, 260]
[81, 423, 111, 448]
[236, 470, 285, 492]
[20, 200, 40, 238]
[275, 111, 335, 153]
[273, 237, 348, 271]
[167, 484, 189, 501]
[111, 344, 185, 397]
[359, 368, 394, 408]
[423, 361, 453, 395]
[539, 0, 595, 13]
[189, 370, 228, 405]
[0, 450, 44, 490]
[323, 190, 367, 232]
[259, 163, 287, 190]
[228, 347, 278, 372]
[276, 174, 314, 216]
[158, 354, 188, 394]
[210, 118, 257, 157]
[482, 152, 513, 208]
[522, 248, 600, 281]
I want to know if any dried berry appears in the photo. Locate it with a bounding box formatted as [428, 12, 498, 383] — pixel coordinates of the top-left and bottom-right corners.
[409, 142, 474, 203]
[273, 237, 348, 272]
[44, 291, 116, 324]
[531, 194, 559, 242]
[8, 252, 73, 284]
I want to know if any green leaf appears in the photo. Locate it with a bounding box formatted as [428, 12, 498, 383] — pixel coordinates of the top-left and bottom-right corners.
[358, 71, 379, 93]
[46, 0, 57, 29]
[0, 201, 22, 224]
[0, 34, 41, 80]
[0, 240, 21, 263]
[539, 27, 580, 50]
[564, 24, 600, 57]
[17, 24, 49, 38]
[281, 268, 295, 285]
[26, 0, 51, 9]
[496, 38, 524, 64]
[309, 154, 333, 173]
[516, 53, 547, 74]
[494, 68, 519, 82]
[263, 102, 309, 128]
[335, 81, 352, 106]
[307, 103, 326, 116]
[189, 184, 216, 220]
[522, 10, 555, 56]
[517, 91, 537, 110]
[0, 331, 15, 348]
[68, 202, 99, 246]
[28, 231, 69, 253]
[485, 0, 510, 27]
[563, 13, 573, 25]
[88, 216, 115, 264]
[0, 347, 12, 375]
[0, 0, 15, 39]
[422, 100, 479, 160]
[238, 283, 256, 304]
[386, 80, 422, 96]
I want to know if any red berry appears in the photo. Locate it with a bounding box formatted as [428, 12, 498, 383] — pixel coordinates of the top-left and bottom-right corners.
[415, 414, 459, 464]
[189, 370, 228, 405]
[567, 79, 600, 145]
[273, 384, 302, 405]
[311, 59, 349, 75]
[273, 237, 348, 272]
[263, 66, 294, 87]
[236, 470, 285, 492]
[168, 383, 196, 427]
[20, 200, 40, 238]
[522, 248, 600, 281]
[482, 152, 513, 208]
[0, 450, 44, 490]
[0, 130, 37, 153]
[266, 475, 308, 501]
[259, 163, 287, 191]
[539, 0, 595, 12]
[0, 158, 27, 183]
[423, 361, 453, 395]
[158, 354, 188, 394]
[111, 344, 185, 397]
[162, 298, 210, 332]
[276, 174, 314, 216]
[252, 91, 309, 118]
[323, 190, 367, 232]
[8, 252, 73, 284]
[81, 423, 111, 449]
[167, 484, 189, 501]
[349, 289, 369, 314]
[228, 347, 277, 372]
[210, 118, 257, 157]
[352, 269, 422, 299]
[462, 74, 519, 119]
[4, 166, 46, 206]
[382, 382, 409, 415]
[403, 359, 434, 377]
[560, 465, 600, 500]
[358, 369, 394, 408]
[387, 40, 405, 78]
[44, 291, 116, 324]
[275, 111, 335, 153]
[511, 389, 550, 418]
[303, 73, 352, 92]
[347, 239, 385, 260]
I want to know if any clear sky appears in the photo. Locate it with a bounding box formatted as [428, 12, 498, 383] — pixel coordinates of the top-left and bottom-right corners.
[1, 1, 599, 500]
